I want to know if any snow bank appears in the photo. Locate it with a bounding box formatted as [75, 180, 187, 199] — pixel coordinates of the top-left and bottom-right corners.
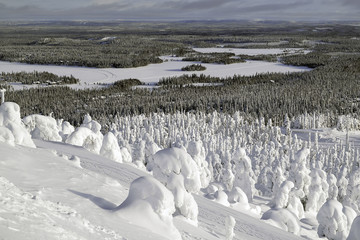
[147, 147, 200, 222]
[115, 176, 181, 240]
[261, 208, 301, 235]
[316, 199, 355, 240]
[0, 102, 35, 147]
[23, 114, 62, 142]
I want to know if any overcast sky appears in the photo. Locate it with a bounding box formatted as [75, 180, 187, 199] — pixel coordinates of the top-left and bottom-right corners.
[0, 0, 359, 22]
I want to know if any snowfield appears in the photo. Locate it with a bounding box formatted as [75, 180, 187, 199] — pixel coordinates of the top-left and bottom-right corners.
[0, 48, 310, 90]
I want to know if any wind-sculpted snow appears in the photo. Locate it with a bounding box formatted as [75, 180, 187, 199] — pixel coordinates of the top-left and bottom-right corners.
[0, 102, 35, 147]
[3, 102, 360, 239]
[115, 176, 181, 240]
[23, 114, 63, 142]
[316, 199, 356, 240]
[147, 147, 201, 223]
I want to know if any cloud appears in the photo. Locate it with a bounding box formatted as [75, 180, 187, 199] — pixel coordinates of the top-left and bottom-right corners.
[0, 0, 358, 21]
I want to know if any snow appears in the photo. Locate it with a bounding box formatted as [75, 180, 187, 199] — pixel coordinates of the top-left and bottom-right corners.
[115, 176, 181, 240]
[193, 47, 307, 56]
[147, 147, 201, 223]
[316, 199, 355, 240]
[261, 208, 301, 235]
[347, 216, 360, 240]
[0, 48, 311, 90]
[2, 100, 360, 240]
[0, 102, 35, 147]
[0, 138, 302, 240]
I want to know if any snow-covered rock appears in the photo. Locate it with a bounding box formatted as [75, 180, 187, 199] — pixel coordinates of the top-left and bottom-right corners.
[115, 176, 181, 240]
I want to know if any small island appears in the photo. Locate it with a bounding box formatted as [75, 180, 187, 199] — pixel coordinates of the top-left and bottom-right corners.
[181, 64, 206, 71]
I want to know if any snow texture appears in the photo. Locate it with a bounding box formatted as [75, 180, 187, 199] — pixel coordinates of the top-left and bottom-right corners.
[147, 147, 200, 222]
[347, 215, 360, 240]
[23, 114, 62, 142]
[261, 208, 301, 235]
[316, 199, 355, 240]
[115, 176, 181, 240]
[0, 102, 35, 147]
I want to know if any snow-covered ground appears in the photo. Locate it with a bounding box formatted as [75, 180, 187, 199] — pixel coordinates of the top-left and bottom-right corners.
[0, 139, 302, 240]
[1, 101, 360, 240]
[0, 48, 310, 90]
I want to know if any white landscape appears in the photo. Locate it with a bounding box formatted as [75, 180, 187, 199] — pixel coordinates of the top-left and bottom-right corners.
[0, 46, 359, 240]
[0, 48, 310, 90]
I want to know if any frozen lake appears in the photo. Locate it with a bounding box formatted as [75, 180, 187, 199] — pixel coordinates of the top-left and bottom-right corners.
[0, 48, 311, 90]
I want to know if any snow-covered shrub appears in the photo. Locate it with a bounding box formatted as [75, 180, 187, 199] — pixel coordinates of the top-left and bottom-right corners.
[58, 120, 75, 141]
[65, 115, 103, 154]
[147, 147, 200, 222]
[100, 132, 122, 162]
[23, 114, 62, 142]
[347, 215, 360, 240]
[66, 127, 103, 154]
[261, 208, 301, 235]
[115, 176, 181, 240]
[225, 215, 236, 240]
[316, 199, 354, 240]
[0, 102, 35, 147]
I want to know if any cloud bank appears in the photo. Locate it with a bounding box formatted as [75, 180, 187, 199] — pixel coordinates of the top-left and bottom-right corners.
[0, 0, 358, 21]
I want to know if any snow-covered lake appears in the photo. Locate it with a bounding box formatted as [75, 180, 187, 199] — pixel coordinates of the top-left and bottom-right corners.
[0, 48, 311, 90]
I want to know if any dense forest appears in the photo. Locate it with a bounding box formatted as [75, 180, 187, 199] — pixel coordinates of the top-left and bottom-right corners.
[1, 21, 359, 130]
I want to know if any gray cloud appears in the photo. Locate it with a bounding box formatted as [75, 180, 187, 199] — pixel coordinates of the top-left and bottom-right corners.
[0, 0, 358, 21]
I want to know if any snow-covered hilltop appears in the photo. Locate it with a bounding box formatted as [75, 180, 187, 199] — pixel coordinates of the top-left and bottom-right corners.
[1, 102, 360, 240]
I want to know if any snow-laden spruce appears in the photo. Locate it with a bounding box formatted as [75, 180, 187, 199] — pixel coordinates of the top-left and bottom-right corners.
[115, 176, 181, 240]
[66, 114, 103, 154]
[147, 147, 200, 223]
[0, 102, 35, 147]
[316, 199, 356, 240]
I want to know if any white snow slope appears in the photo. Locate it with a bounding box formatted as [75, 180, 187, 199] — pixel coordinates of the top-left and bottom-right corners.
[0, 139, 301, 240]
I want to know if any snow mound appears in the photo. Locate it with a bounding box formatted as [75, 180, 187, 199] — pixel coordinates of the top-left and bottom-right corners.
[115, 176, 181, 240]
[316, 199, 355, 240]
[147, 147, 200, 222]
[23, 114, 62, 142]
[0, 102, 35, 147]
[261, 208, 301, 235]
